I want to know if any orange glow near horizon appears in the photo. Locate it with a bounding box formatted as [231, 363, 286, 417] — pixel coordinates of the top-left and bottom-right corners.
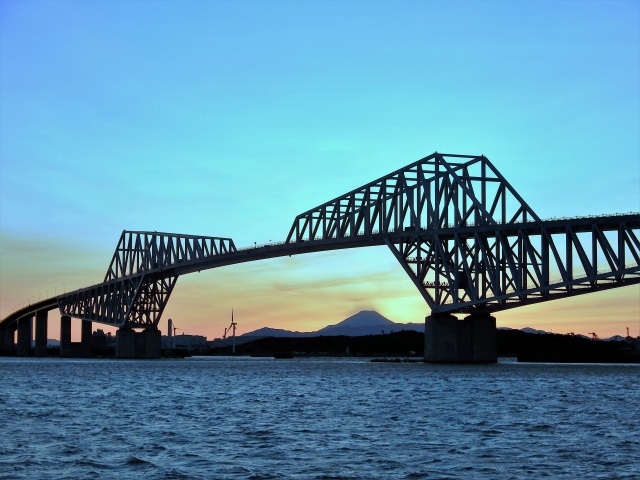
[2, 245, 638, 342]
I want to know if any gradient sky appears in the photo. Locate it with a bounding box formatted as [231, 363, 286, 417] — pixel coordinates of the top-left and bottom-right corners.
[1, 0, 639, 340]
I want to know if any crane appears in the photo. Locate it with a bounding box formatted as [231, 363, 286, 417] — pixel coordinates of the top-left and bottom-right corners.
[588, 332, 598, 339]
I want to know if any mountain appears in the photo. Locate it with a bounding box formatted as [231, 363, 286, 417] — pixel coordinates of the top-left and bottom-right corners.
[520, 327, 549, 335]
[241, 310, 423, 338]
[241, 327, 312, 338]
[315, 310, 396, 336]
[324, 310, 395, 328]
[240, 313, 633, 341]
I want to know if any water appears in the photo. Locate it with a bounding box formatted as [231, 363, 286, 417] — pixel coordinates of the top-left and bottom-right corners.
[0, 357, 638, 480]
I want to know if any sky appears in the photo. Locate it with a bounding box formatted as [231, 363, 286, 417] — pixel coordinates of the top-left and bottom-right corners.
[1, 0, 639, 341]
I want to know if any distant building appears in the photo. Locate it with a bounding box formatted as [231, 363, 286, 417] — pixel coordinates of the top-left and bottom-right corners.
[92, 329, 115, 348]
[163, 318, 207, 351]
[162, 333, 207, 351]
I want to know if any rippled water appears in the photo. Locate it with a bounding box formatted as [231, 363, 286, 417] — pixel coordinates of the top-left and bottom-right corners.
[0, 357, 638, 479]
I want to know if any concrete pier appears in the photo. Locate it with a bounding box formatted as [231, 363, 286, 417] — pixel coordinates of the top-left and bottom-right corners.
[141, 328, 161, 359]
[116, 327, 161, 359]
[424, 313, 460, 362]
[80, 320, 92, 357]
[35, 310, 48, 357]
[115, 328, 136, 358]
[465, 312, 497, 363]
[17, 315, 33, 357]
[425, 312, 496, 363]
[1, 323, 16, 354]
[60, 315, 72, 357]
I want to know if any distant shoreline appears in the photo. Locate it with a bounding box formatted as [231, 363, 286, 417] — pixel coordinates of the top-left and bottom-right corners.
[2, 329, 638, 363]
[194, 329, 640, 363]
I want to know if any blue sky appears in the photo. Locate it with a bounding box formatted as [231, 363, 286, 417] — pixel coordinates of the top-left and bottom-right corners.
[1, 0, 638, 339]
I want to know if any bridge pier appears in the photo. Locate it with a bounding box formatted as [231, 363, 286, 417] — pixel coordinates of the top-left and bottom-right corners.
[60, 315, 72, 357]
[464, 312, 497, 363]
[115, 328, 135, 358]
[35, 310, 48, 357]
[80, 320, 92, 357]
[425, 312, 496, 363]
[17, 315, 33, 357]
[116, 327, 160, 359]
[0, 323, 16, 354]
[141, 328, 161, 359]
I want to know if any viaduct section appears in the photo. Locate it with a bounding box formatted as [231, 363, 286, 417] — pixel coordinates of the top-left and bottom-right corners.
[2, 153, 639, 361]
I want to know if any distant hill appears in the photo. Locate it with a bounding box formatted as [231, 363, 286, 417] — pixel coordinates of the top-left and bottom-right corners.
[316, 310, 405, 336]
[242, 310, 423, 338]
[221, 329, 640, 362]
[520, 327, 548, 335]
[243, 327, 312, 338]
[322, 310, 395, 329]
[241, 313, 631, 341]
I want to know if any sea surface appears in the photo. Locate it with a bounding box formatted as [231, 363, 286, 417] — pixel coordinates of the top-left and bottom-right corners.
[0, 357, 638, 480]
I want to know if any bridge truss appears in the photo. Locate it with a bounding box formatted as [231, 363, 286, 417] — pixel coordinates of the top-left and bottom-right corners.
[57, 231, 236, 328]
[287, 153, 640, 314]
[2, 152, 638, 330]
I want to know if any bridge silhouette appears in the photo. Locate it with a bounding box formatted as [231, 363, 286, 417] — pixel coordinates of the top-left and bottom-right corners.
[2, 153, 639, 360]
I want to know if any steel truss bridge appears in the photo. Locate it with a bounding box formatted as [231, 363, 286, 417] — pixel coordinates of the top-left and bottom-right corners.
[2, 153, 639, 331]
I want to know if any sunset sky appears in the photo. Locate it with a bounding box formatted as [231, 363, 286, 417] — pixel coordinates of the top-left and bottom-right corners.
[1, 0, 638, 340]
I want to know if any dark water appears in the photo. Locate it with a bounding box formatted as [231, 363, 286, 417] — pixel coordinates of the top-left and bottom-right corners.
[0, 357, 638, 480]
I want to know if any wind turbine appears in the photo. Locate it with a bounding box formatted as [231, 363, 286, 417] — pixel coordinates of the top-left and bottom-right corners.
[223, 309, 237, 354]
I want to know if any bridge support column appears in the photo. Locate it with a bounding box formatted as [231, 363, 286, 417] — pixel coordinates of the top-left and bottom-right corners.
[80, 320, 92, 357]
[425, 313, 461, 362]
[17, 315, 33, 357]
[115, 328, 136, 359]
[0, 323, 16, 354]
[464, 312, 497, 363]
[35, 310, 48, 357]
[425, 312, 496, 363]
[60, 315, 72, 357]
[115, 327, 161, 359]
[141, 328, 161, 359]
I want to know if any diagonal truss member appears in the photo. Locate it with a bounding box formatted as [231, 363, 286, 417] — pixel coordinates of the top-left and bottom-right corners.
[58, 231, 236, 328]
[287, 153, 640, 313]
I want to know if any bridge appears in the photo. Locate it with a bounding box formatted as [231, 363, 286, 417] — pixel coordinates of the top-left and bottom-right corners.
[2, 153, 639, 361]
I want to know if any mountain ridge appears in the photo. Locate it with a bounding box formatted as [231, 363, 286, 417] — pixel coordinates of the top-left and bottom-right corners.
[242, 310, 424, 338]
[240, 310, 630, 341]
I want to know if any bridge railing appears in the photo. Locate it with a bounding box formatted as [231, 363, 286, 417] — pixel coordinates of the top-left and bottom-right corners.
[212, 212, 640, 255]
